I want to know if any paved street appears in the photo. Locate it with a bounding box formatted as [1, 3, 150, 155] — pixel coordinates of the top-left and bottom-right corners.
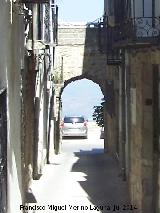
[30, 123, 132, 213]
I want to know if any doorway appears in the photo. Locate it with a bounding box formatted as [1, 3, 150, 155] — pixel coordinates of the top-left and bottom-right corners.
[0, 89, 7, 213]
[152, 64, 160, 213]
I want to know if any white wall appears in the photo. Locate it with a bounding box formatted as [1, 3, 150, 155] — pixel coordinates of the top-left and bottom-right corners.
[0, 1, 25, 212]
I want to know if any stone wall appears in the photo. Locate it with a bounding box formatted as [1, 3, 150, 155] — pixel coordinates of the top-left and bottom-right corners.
[104, 66, 119, 156]
[55, 23, 107, 85]
[128, 49, 160, 213]
[103, 47, 160, 213]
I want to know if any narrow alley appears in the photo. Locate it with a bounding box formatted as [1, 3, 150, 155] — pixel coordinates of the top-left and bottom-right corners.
[0, 1, 160, 213]
[30, 123, 131, 213]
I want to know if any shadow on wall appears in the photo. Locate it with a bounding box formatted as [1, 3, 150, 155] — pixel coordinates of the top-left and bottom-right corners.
[82, 24, 106, 87]
[71, 149, 130, 212]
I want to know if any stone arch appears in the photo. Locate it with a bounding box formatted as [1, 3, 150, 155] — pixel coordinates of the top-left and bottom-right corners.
[54, 74, 109, 155]
[59, 74, 105, 98]
[53, 23, 110, 153]
[54, 23, 108, 97]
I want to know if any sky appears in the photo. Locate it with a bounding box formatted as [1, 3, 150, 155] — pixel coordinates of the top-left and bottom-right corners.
[58, 0, 104, 23]
[61, 79, 103, 120]
[58, 0, 104, 120]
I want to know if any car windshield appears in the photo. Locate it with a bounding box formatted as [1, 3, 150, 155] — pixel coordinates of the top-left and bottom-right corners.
[64, 117, 85, 123]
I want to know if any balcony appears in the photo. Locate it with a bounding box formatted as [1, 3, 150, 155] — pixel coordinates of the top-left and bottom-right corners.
[52, 4, 58, 45]
[111, 17, 160, 47]
[98, 16, 160, 65]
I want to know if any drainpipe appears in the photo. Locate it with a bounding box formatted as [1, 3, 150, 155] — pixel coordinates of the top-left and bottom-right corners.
[47, 87, 55, 163]
[32, 4, 39, 179]
[121, 50, 126, 181]
[54, 97, 62, 154]
[61, 56, 64, 83]
[32, 4, 38, 53]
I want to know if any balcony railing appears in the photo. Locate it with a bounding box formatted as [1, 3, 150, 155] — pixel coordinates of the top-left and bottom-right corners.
[52, 4, 58, 44]
[43, 4, 58, 45]
[111, 17, 160, 46]
[44, 4, 50, 43]
[98, 16, 160, 65]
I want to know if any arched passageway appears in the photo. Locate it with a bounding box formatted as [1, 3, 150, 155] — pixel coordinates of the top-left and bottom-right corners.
[61, 78, 104, 120]
[60, 77, 105, 152]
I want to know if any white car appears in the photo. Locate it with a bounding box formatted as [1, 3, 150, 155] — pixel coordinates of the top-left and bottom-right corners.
[61, 116, 88, 139]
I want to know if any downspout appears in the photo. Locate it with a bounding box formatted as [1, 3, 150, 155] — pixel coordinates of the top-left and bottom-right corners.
[32, 4, 39, 179]
[32, 4, 38, 53]
[55, 97, 62, 155]
[46, 0, 55, 163]
[61, 56, 64, 82]
[121, 50, 126, 181]
[47, 87, 55, 163]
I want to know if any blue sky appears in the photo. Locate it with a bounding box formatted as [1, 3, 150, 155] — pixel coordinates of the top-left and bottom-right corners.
[58, 0, 104, 119]
[58, 0, 104, 23]
[61, 79, 103, 120]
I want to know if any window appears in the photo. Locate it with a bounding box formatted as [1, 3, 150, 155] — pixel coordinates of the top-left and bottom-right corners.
[64, 117, 85, 123]
[132, 0, 155, 17]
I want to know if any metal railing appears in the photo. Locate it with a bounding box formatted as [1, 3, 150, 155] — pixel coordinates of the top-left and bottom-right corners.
[43, 3, 58, 45]
[109, 17, 160, 45]
[51, 4, 58, 44]
[98, 16, 160, 65]
[44, 4, 50, 43]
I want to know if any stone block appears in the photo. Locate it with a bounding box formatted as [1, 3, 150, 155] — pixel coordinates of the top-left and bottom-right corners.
[143, 110, 153, 130]
[142, 164, 153, 180]
[142, 196, 153, 213]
